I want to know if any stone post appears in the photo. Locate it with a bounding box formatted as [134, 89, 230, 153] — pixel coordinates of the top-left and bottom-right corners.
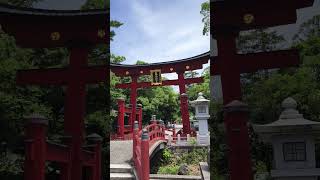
[177, 134, 181, 145]
[168, 134, 172, 145]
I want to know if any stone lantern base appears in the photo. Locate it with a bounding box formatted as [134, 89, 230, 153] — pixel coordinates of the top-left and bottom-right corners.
[271, 168, 320, 180]
[197, 132, 210, 145]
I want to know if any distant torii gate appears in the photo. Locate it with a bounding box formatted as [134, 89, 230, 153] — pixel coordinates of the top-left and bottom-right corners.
[111, 52, 209, 135]
[0, 4, 108, 180]
[210, 0, 314, 180]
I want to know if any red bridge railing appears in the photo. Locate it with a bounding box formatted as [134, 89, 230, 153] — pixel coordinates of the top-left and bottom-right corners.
[133, 120, 166, 180]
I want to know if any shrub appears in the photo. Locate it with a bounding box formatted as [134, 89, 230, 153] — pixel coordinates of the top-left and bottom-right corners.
[157, 165, 180, 175]
[162, 148, 173, 163]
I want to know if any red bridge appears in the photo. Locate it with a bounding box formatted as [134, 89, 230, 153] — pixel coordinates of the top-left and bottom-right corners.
[133, 120, 167, 180]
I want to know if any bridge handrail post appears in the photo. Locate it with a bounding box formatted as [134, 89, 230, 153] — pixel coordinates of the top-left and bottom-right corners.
[133, 121, 139, 160]
[87, 133, 103, 180]
[177, 134, 181, 145]
[141, 130, 150, 180]
[117, 98, 125, 139]
[24, 114, 48, 180]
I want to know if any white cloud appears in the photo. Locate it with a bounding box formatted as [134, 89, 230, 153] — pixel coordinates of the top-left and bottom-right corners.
[120, 0, 209, 64]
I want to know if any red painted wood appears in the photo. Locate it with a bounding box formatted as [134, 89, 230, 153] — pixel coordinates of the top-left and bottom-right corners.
[133, 123, 165, 180]
[110, 53, 208, 77]
[141, 138, 150, 180]
[224, 103, 252, 180]
[46, 143, 69, 163]
[16, 66, 107, 85]
[212, 0, 313, 32]
[130, 76, 138, 132]
[18, 47, 106, 180]
[178, 71, 191, 134]
[138, 106, 143, 130]
[64, 47, 88, 180]
[210, 1, 313, 179]
[211, 49, 299, 75]
[0, 7, 108, 48]
[115, 77, 203, 89]
[24, 121, 47, 180]
[117, 99, 125, 139]
[0, 5, 108, 180]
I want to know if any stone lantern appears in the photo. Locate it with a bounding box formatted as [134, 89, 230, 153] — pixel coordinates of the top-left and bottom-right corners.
[190, 92, 210, 145]
[253, 97, 320, 180]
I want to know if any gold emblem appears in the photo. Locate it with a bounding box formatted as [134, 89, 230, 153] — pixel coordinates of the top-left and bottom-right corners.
[186, 65, 190, 70]
[140, 70, 144, 74]
[50, 32, 60, 41]
[125, 71, 130, 75]
[170, 68, 174, 71]
[243, 14, 254, 24]
[150, 69, 162, 85]
[98, 29, 105, 38]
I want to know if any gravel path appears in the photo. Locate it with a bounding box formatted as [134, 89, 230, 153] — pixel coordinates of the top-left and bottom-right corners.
[110, 140, 133, 164]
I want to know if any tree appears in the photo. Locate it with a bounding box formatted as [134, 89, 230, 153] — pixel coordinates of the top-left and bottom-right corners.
[200, 1, 210, 36]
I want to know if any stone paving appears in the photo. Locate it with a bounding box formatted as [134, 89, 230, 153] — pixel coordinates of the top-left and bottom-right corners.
[110, 140, 133, 164]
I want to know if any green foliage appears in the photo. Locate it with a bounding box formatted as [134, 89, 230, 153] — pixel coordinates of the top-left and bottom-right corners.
[0, 154, 22, 175]
[200, 1, 210, 35]
[179, 149, 208, 165]
[156, 148, 208, 175]
[188, 137, 197, 146]
[162, 148, 173, 163]
[157, 165, 180, 175]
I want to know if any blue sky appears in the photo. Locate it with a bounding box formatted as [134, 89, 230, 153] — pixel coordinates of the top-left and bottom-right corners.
[110, 0, 209, 66]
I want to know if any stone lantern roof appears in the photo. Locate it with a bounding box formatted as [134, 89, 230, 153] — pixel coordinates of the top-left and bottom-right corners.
[253, 97, 320, 137]
[190, 92, 210, 107]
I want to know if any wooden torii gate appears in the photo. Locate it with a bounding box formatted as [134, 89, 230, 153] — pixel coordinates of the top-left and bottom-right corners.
[111, 52, 209, 135]
[0, 4, 108, 180]
[210, 0, 314, 179]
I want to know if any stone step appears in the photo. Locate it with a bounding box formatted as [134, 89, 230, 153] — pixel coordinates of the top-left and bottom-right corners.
[110, 172, 135, 180]
[110, 163, 133, 173]
[149, 174, 202, 180]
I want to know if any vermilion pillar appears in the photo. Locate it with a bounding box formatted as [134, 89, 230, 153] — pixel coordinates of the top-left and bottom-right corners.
[130, 75, 138, 132]
[137, 104, 143, 130]
[217, 32, 242, 104]
[64, 46, 88, 180]
[177, 72, 191, 134]
[224, 100, 253, 180]
[60, 135, 72, 180]
[216, 31, 253, 180]
[117, 98, 125, 138]
[24, 114, 48, 180]
[141, 130, 150, 180]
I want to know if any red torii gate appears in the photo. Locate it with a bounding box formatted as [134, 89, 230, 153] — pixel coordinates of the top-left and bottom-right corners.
[111, 52, 209, 135]
[210, 0, 314, 180]
[0, 4, 108, 180]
